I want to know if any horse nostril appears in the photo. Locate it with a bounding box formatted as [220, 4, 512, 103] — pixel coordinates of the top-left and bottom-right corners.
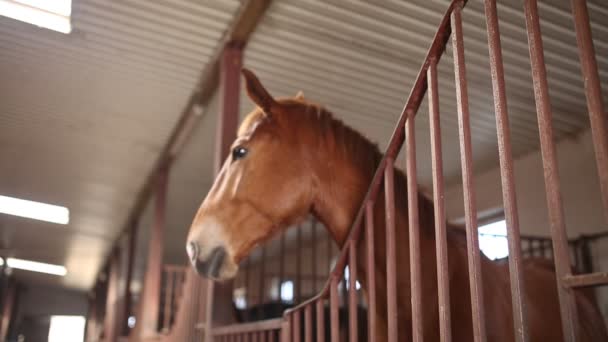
[186, 241, 199, 262]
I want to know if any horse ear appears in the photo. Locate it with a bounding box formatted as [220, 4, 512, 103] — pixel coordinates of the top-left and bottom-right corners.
[242, 68, 277, 113]
[295, 91, 305, 100]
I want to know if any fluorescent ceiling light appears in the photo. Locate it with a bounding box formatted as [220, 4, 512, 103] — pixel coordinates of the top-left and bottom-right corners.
[6, 258, 67, 276]
[0, 195, 69, 224]
[0, 0, 71, 34]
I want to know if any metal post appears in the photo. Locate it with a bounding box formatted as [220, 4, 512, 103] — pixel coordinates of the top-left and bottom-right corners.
[206, 43, 244, 341]
[523, 0, 579, 340]
[428, 57, 452, 342]
[570, 0, 608, 221]
[482, 1, 529, 340]
[451, 4, 487, 342]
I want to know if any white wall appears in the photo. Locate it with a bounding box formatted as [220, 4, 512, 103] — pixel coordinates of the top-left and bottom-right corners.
[445, 128, 606, 237]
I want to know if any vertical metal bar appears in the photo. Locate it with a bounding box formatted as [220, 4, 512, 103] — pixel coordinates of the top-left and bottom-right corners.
[483, 1, 529, 340]
[428, 57, 452, 342]
[293, 310, 301, 342]
[305, 305, 313, 342]
[327, 231, 333, 276]
[348, 241, 359, 342]
[316, 299, 325, 342]
[523, 1, 579, 340]
[571, 0, 608, 220]
[451, 5, 487, 342]
[244, 332, 251, 342]
[163, 270, 172, 331]
[269, 329, 276, 342]
[281, 317, 291, 342]
[296, 225, 302, 303]
[312, 220, 318, 293]
[279, 234, 285, 302]
[259, 246, 266, 305]
[364, 202, 378, 342]
[406, 109, 423, 342]
[252, 331, 259, 342]
[330, 277, 340, 342]
[259, 331, 266, 342]
[384, 159, 398, 342]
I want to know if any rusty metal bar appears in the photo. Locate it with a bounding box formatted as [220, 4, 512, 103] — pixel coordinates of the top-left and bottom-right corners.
[316, 300, 325, 342]
[571, 0, 608, 220]
[348, 241, 359, 342]
[212, 319, 283, 335]
[406, 109, 423, 342]
[312, 220, 318, 294]
[451, 4, 487, 342]
[279, 233, 285, 302]
[364, 202, 378, 342]
[281, 317, 290, 342]
[259, 246, 266, 305]
[483, 1, 529, 340]
[296, 225, 302, 303]
[293, 310, 301, 342]
[384, 158, 398, 342]
[428, 56, 452, 342]
[330, 277, 339, 342]
[305, 305, 313, 342]
[523, 0, 579, 340]
[563, 272, 608, 288]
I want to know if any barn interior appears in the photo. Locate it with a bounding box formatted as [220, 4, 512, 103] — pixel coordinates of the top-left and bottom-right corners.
[0, 0, 607, 341]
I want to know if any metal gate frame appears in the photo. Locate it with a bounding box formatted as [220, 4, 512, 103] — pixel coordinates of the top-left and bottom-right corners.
[210, 0, 608, 341]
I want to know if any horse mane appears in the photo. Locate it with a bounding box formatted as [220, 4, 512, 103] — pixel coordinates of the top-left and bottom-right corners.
[281, 98, 437, 236]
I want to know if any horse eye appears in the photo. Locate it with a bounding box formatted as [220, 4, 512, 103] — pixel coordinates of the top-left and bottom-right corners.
[232, 146, 248, 160]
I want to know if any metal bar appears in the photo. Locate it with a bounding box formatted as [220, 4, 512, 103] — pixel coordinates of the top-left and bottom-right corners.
[245, 258, 251, 319]
[252, 331, 259, 342]
[330, 277, 340, 342]
[451, 5, 487, 342]
[523, 1, 579, 340]
[259, 331, 266, 342]
[348, 241, 359, 342]
[281, 317, 291, 342]
[571, 0, 608, 220]
[384, 159, 398, 342]
[269, 329, 276, 342]
[211, 319, 284, 335]
[327, 228, 333, 275]
[316, 300, 325, 342]
[293, 310, 301, 342]
[428, 56, 452, 342]
[296, 225, 302, 303]
[364, 202, 378, 342]
[482, 1, 529, 340]
[259, 246, 266, 305]
[163, 270, 173, 331]
[305, 305, 313, 342]
[279, 233, 285, 302]
[312, 220, 318, 294]
[406, 109, 423, 342]
[564, 272, 608, 288]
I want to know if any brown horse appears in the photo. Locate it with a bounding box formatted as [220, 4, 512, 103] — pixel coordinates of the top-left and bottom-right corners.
[186, 69, 607, 341]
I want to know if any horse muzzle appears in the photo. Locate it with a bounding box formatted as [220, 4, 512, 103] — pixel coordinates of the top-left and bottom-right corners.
[187, 242, 228, 280]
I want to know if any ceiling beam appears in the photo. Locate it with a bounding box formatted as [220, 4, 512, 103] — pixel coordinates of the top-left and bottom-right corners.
[102, 0, 272, 276]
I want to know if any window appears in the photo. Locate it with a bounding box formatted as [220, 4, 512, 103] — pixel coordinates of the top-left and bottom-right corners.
[478, 220, 509, 260]
[344, 265, 361, 290]
[48, 315, 85, 342]
[0, 0, 72, 33]
[233, 287, 247, 309]
[280, 280, 294, 302]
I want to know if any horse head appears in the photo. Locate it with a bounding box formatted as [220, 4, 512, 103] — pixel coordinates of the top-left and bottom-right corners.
[186, 69, 315, 280]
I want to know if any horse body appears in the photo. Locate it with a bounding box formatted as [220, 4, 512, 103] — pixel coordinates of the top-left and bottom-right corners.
[186, 69, 607, 341]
